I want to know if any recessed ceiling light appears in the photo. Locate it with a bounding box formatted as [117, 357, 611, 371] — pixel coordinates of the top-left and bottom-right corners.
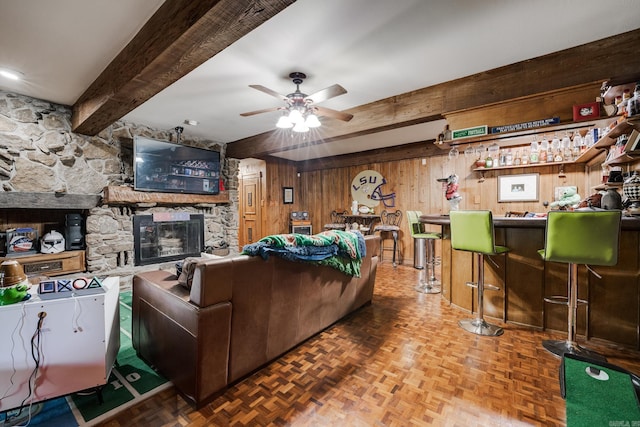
[0, 68, 24, 81]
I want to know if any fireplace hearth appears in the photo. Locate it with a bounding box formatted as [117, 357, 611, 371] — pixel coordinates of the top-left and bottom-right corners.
[133, 213, 205, 266]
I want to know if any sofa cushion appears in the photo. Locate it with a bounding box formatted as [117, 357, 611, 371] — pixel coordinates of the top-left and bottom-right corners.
[178, 254, 224, 289]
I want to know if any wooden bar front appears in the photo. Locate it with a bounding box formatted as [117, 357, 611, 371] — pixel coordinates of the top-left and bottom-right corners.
[420, 214, 640, 349]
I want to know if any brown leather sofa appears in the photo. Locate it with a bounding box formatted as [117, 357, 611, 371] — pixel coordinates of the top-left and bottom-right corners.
[132, 235, 380, 407]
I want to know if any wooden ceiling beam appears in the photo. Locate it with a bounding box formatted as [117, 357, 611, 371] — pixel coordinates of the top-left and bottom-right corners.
[292, 139, 442, 172]
[227, 28, 640, 160]
[71, 0, 295, 135]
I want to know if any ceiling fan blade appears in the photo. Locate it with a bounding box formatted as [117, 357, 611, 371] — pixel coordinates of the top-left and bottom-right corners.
[305, 84, 347, 104]
[314, 106, 353, 122]
[240, 106, 281, 117]
[249, 85, 288, 102]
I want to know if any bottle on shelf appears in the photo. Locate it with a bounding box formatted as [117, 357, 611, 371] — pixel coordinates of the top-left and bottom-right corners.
[539, 136, 549, 163]
[529, 138, 539, 164]
[521, 147, 529, 165]
[505, 148, 513, 166]
[513, 149, 521, 166]
[499, 148, 507, 167]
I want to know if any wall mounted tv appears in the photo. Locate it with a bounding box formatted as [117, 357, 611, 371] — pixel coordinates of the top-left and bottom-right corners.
[134, 136, 220, 195]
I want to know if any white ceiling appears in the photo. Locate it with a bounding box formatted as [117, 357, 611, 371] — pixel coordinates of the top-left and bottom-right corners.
[2, 0, 640, 161]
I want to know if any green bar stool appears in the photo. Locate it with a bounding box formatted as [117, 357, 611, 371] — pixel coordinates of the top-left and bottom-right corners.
[538, 210, 621, 359]
[407, 210, 442, 294]
[450, 210, 509, 336]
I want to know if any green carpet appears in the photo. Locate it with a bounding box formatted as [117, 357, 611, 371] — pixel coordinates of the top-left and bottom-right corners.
[67, 291, 169, 425]
[563, 356, 640, 426]
[1, 291, 169, 426]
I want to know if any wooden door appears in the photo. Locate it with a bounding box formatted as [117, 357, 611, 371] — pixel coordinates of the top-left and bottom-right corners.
[239, 172, 262, 249]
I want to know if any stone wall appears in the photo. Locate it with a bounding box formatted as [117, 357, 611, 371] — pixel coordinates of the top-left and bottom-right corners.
[0, 90, 239, 282]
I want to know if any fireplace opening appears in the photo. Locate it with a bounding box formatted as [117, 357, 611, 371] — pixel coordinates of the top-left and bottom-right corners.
[133, 213, 204, 266]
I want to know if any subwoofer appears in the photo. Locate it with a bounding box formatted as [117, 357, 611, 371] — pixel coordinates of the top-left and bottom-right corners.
[65, 213, 85, 251]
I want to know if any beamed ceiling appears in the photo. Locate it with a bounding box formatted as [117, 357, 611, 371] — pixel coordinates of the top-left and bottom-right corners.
[2, 1, 640, 170]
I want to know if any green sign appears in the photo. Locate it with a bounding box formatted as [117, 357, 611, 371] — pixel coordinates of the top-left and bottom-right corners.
[451, 125, 488, 140]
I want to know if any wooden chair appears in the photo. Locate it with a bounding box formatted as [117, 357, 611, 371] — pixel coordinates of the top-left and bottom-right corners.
[374, 210, 402, 267]
[323, 210, 347, 230]
[505, 211, 528, 217]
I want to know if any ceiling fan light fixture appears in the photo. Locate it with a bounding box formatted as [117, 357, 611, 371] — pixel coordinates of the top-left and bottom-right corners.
[288, 109, 303, 124]
[276, 115, 293, 129]
[305, 113, 321, 128]
[292, 121, 309, 133]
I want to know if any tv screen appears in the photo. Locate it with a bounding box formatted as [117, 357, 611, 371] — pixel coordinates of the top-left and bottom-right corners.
[134, 136, 220, 195]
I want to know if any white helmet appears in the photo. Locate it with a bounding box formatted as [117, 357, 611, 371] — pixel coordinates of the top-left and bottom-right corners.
[41, 230, 65, 254]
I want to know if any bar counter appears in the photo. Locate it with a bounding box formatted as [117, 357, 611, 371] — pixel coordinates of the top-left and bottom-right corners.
[420, 213, 640, 349]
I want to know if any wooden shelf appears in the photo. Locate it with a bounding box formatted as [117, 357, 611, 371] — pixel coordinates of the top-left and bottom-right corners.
[102, 186, 229, 206]
[437, 117, 613, 150]
[1, 250, 86, 277]
[473, 161, 573, 173]
[592, 182, 623, 191]
[574, 115, 640, 165]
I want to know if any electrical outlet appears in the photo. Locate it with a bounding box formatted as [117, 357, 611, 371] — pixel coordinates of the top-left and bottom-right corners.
[421, 158, 426, 165]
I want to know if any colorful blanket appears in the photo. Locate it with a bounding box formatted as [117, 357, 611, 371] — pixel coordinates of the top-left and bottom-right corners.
[242, 230, 366, 277]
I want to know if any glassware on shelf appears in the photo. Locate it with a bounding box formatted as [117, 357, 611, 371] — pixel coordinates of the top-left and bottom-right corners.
[464, 144, 475, 158]
[448, 146, 459, 161]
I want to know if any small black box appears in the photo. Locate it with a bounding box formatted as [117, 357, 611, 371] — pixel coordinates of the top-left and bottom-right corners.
[65, 213, 85, 251]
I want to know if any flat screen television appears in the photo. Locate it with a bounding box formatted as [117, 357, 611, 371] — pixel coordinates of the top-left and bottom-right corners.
[134, 136, 220, 195]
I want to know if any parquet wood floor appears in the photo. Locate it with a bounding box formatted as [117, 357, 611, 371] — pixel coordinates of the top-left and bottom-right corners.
[99, 262, 640, 426]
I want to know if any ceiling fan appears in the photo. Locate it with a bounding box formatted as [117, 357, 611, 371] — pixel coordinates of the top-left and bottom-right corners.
[240, 72, 353, 132]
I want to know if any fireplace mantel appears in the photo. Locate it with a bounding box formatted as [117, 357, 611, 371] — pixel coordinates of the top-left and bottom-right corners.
[102, 186, 230, 206]
[0, 192, 102, 209]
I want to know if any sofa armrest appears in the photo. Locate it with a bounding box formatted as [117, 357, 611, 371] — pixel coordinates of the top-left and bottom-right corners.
[132, 270, 232, 407]
[190, 258, 235, 307]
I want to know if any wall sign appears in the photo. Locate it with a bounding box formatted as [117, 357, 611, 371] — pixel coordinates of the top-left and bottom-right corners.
[451, 125, 488, 140]
[490, 117, 560, 134]
[351, 170, 396, 208]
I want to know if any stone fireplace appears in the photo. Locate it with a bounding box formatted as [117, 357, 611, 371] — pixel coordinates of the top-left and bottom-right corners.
[133, 212, 205, 266]
[0, 91, 239, 287]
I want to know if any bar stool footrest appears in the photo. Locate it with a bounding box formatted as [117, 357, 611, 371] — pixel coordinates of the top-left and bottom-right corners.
[544, 296, 588, 306]
[465, 282, 500, 292]
[458, 318, 504, 336]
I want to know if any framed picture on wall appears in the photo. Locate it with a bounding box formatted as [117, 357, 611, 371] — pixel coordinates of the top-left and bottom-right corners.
[498, 173, 539, 202]
[283, 187, 294, 204]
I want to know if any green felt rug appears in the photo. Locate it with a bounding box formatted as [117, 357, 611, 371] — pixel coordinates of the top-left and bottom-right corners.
[564, 356, 640, 426]
[1, 291, 169, 426]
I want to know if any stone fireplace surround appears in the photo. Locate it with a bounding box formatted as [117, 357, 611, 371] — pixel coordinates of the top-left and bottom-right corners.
[0, 91, 239, 288]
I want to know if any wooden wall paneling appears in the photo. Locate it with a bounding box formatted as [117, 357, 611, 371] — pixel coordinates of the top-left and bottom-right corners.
[439, 229, 452, 301]
[450, 249, 473, 312]
[445, 82, 602, 131]
[589, 231, 639, 348]
[505, 227, 545, 327]
[483, 252, 506, 321]
[543, 262, 589, 335]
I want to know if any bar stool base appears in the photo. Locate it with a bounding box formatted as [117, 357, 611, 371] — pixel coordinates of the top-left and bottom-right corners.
[459, 318, 504, 336]
[542, 339, 606, 362]
[415, 281, 440, 294]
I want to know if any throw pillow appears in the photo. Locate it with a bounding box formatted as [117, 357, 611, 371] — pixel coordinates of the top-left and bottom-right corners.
[177, 253, 225, 290]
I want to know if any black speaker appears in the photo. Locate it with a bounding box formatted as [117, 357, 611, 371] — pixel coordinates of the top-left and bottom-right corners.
[65, 213, 85, 251]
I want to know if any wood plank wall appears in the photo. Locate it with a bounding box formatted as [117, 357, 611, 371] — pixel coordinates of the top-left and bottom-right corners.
[259, 147, 637, 266]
